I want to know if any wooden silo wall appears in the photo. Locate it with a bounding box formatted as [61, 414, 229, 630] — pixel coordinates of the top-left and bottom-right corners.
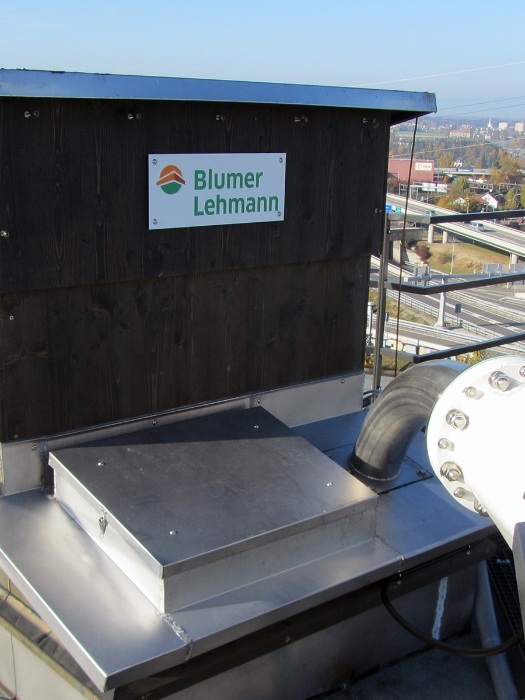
[0, 97, 388, 439]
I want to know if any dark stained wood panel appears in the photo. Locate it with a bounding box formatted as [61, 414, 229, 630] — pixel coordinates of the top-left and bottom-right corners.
[0, 98, 387, 294]
[0, 92, 389, 440]
[0, 257, 369, 440]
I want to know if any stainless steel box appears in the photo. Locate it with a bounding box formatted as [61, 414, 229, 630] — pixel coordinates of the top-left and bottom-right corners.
[50, 407, 377, 612]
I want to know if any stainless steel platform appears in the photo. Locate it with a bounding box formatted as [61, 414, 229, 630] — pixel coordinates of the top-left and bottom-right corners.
[0, 405, 495, 693]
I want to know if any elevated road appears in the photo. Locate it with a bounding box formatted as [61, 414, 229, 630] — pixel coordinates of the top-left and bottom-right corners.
[386, 194, 525, 260]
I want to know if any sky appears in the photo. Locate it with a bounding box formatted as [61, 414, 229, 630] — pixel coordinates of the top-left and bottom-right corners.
[2, 0, 525, 121]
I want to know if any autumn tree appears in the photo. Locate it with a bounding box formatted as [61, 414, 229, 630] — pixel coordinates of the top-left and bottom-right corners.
[492, 152, 523, 187]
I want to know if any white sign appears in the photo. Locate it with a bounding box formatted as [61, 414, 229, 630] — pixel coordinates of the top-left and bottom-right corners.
[414, 162, 433, 172]
[149, 153, 286, 230]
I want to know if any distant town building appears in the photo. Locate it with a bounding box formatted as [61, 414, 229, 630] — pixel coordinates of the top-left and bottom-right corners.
[515, 122, 524, 133]
[498, 121, 508, 131]
[482, 192, 504, 210]
[388, 158, 435, 183]
[449, 128, 472, 138]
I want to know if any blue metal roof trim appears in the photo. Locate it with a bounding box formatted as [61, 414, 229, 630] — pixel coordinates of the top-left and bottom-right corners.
[0, 69, 436, 121]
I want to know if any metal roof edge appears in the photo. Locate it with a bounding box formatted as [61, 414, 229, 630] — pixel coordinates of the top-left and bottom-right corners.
[0, 69, 436, 120]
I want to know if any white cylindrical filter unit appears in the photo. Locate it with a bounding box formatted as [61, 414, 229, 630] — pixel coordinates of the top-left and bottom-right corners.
[427, 355, 525, 548]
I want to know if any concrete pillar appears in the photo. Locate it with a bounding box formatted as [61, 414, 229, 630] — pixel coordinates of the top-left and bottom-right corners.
[427, 224, 435, 243]
[442, 229, 449, 244]
[435, 292, 447, 327]
[510, 252, 519, 266]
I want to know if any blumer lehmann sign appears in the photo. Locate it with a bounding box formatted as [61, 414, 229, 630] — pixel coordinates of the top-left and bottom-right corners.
[148, 153, 286, 230]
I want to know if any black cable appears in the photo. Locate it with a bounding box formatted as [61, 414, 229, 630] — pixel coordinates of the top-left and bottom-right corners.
[393, 116, 418, 377]
[381, 575, 524, 658]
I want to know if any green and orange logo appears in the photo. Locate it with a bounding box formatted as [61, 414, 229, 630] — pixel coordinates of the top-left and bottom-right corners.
[156, 164, 186, 194]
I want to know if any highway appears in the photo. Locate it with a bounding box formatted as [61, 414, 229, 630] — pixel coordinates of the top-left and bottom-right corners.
[371, 258, 525, 355]
[386, 194, 525, 259]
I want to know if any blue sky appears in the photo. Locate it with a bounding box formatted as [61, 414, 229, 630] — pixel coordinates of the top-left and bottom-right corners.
[2, 0, 524, 119]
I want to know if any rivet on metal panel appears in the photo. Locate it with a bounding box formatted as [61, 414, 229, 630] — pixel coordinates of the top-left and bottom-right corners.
[152, 219, 158, 225]
[278, 157, 283, 163]
[169, 530, 178, 535]
[152, 158, 157, 165]
[0, 230, 9, 238]
[33, 110, 39, 118]
[152, 420, 158, 427]
[136, 113, 142, 120]
[437, 437, 452, 450]
[520, 366, 525, 378]
[127, 113, 134, 120]
[97, 460, 106, 467]
[254, 425, 259, 429]
[24, 111, 31, 118]
[453, 487, 466, 499]
[277, 211, 282, 217]
[8, 315, 14, 321]
[215, 114, 225, 121]
[326, 482, 333, 487]
[464, 386, 479, 399]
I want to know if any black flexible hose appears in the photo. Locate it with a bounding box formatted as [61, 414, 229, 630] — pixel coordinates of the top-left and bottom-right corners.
[381, 575, 524, 658]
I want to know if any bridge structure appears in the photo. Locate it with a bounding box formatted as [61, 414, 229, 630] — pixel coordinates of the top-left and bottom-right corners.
[387, 194, 525, 265]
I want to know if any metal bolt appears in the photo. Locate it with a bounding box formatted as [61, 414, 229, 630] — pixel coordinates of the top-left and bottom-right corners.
[136, 113, 142, 120]
[440, 462, 463, 482]
[169, 529, 178, 535]
[152, 420, 158, 426]
[454, 487, 466, 498]
[326, 482, 333, 487]
[97, 460, 106, 467]
[0, 230, 9, 238]
[24, 111, 31, 118]
[8, 315, 14, 321]
[488, 370, 511, 392]
[446, 409, 469, 430]
[33, 110, 39, 118]
[277, 211, 282, 217]
[254, 425, 259, 429]
[520, 366, 525, 378]
[341, 378, 345, 384]
[464, 386, 478, 399]
[279, 157, 283, 163]
[152, 219, 158, 225]
[128, 113, 134, 120]
[152, 158, 157, 165]
[474, 500, 489, 517]
[31, 445, 37, 451]
[99, 513, 108, 536]
[438, 437, 452, 450]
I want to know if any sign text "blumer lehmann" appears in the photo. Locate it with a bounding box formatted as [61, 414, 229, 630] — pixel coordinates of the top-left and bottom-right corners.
[148, 153, 286, 230]
[193, 169, 279, 217]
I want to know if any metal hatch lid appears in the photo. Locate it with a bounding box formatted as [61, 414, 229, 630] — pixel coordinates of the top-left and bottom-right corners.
[0, 69, 436, 124]
[48, 407, 376, 582]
